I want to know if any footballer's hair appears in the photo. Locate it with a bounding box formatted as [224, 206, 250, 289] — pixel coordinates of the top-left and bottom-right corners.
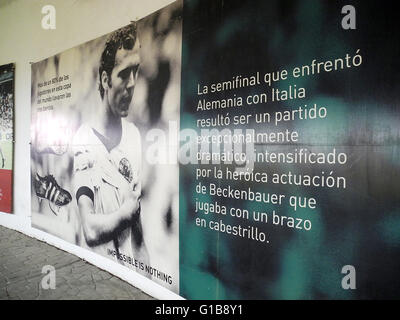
[98, 23, 138, 99]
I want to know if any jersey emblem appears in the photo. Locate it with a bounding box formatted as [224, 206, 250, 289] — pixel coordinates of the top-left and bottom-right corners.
[118, 158, 133, 183]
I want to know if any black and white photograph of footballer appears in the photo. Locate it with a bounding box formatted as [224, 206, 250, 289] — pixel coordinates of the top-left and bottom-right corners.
[31, 1, 182, 292]
[72, 23, 149, 272]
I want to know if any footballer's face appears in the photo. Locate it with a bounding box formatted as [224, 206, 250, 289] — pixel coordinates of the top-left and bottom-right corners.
[106, 39, 140, 118]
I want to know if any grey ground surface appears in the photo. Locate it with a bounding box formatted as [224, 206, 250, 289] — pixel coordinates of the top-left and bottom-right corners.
[0, 225, 155, 300]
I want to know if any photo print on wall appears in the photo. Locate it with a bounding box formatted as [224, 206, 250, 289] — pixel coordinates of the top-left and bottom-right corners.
[0, 62, 14, 214]
[31, 0, 182, 293]
[30, 0, 400, 299]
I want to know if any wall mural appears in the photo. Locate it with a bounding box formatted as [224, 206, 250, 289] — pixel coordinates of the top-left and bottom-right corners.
[0, 63, 14, 214]
[179, 0, 400, 299]
[31, 0, 400, 299]
[31, 1, 182, 293]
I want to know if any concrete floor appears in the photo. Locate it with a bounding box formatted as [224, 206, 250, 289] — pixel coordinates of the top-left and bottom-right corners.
[0, 225, 154, 300]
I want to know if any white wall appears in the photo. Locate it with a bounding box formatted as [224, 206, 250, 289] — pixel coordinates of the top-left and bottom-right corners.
[0, 0, 182, 300]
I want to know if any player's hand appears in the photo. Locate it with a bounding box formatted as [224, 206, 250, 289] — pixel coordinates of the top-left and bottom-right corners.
[124, 180, 141, 219]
